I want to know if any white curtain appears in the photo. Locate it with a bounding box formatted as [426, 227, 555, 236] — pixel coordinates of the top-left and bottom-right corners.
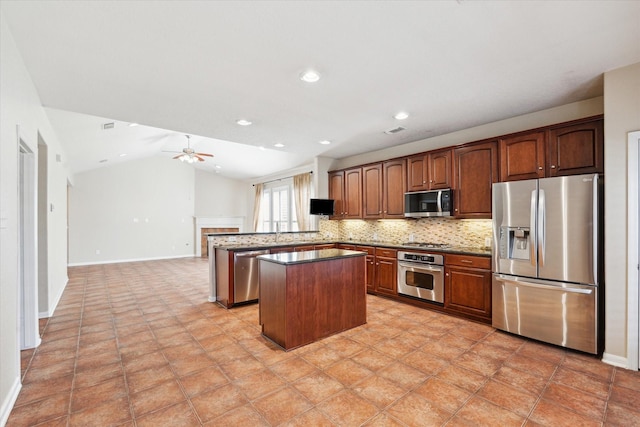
[252, 183, 263, 232]
[293, 173, 312, 231]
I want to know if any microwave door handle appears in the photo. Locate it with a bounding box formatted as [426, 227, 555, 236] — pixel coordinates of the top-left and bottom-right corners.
[436, 190, 442, 214]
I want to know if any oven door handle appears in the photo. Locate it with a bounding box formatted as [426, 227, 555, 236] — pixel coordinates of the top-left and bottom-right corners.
[398, 261, 444, 272]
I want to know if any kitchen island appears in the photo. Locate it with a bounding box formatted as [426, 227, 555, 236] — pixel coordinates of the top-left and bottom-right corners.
[257, 249, 366, 350]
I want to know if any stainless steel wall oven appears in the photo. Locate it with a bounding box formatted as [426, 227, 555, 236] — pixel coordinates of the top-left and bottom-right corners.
[397, 251, 444, 303]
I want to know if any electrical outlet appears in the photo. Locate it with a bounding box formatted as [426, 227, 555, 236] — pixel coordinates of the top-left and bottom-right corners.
[228, 236, 237, 242]
[484, 237, 492, 248]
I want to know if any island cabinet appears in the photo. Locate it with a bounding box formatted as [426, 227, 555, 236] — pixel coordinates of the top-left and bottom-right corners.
[453, 140, 498, 219]
[258, 249, 367, 351]
[374, 248, 398, 296]
[547, 117, 604, 177]
[329, 168, 362, 219]
[407, 149, 452, 192]
[362, 160, 406, 219]
[444, 254, 492, 323]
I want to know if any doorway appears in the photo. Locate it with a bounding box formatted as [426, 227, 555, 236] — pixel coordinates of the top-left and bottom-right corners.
[18, 129, 39, 350]
[627, 130, 640, 370]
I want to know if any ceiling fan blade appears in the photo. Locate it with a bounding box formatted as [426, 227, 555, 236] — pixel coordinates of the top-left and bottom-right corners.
[195, 152, 214, 157]
[172, 154, 183, 159]
[163, 150, 182, 154]
[194, 155, 206, 162]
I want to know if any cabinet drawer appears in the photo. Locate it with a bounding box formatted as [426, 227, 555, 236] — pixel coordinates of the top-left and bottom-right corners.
[338, 244, 356, 250]
[376, 248, 397, 258]
[446, 254, 491, 269]
[355, 245, 375, 255]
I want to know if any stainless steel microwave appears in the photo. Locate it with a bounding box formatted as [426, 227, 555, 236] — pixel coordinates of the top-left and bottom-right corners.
[404, 189, 453, 218]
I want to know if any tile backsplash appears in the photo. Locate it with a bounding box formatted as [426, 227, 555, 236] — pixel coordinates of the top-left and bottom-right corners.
[319, 218, 492, 248]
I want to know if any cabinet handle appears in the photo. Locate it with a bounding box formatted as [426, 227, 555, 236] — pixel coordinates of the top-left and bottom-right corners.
[423, 180, 426, 184]
[445, 273, 449, 276]
[454, 208, 458, 212]
[550, 165, 556, 169]
[460, 259, 473, 264]
[538, 166, 543, 170]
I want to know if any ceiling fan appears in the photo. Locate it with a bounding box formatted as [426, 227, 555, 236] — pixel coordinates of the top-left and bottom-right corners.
[165, 135, 214, 163]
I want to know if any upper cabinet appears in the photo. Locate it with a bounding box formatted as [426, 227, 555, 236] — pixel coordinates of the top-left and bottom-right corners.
[499, 116, 604, 182]
[329, 167, 362, 219]
[499, 131, 546, 181]
[547, 117, 604, 177]
[453, 140, 498, 219]
[407, 149, 452, 191]
[382, 159, 406, 218]
[362, 159, 406, 219]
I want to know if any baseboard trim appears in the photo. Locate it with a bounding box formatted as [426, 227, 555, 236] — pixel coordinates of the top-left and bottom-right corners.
[602, 352, 630, 369]
[0, 375, 21, 427]
[67, 254, 196, 267]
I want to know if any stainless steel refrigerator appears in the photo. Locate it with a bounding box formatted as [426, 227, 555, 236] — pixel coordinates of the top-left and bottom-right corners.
[492, 173, 603, 354]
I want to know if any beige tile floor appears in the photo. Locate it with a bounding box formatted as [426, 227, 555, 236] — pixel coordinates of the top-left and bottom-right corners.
[8, 257, 640, 426]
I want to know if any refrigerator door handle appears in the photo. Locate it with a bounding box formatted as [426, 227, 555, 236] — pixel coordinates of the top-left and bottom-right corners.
[494, 275, 594, 295]
[592, 174, 598, 285]
[538, 189, 546, 268]
[530, 189, 537, 267]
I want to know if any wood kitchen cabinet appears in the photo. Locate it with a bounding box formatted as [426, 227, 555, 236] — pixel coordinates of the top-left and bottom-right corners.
[547, 117, 604, 177]
[445, 254, 492, 322]
[499, 131, 546, 181]
[362, 160, 406, 219]
[362, 164, 383, 219]
[407, 149, 452, 191]
[374, 248, 397, 296]
[329, 168, 362, 219]
[356, 245, 376, 293]
[499, 116, 604, 182]
[453, 140, 498, 219]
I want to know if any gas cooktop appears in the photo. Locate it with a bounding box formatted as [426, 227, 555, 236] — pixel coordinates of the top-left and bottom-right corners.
[402, 242, 451, 249]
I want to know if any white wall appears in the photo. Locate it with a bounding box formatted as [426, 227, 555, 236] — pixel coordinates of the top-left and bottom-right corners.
[1, 13, 71, 424]
[68, 156, 197, 265]
[603, 62, 640, 367]
[194, 169, 248, 221]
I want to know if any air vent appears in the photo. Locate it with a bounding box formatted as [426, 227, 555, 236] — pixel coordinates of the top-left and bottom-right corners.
[384, 126, 406, 135]
[102, 122, 115, 130]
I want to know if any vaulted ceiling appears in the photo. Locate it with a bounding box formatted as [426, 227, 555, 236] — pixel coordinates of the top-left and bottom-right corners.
[2, 1, 639, 179]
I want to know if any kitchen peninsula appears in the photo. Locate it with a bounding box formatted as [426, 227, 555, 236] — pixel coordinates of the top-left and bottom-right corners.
[257, 249, 366, 350]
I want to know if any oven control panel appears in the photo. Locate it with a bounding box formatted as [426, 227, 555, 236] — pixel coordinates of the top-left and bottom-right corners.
[398, 252, 444, 266]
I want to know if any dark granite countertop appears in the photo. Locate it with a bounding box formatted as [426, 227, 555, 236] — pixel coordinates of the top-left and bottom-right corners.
[213, 240, 491, 257]
[257, 249, 366, 265]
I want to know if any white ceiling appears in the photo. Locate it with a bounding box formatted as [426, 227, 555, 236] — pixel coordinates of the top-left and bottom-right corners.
[2, 1, 639, 180]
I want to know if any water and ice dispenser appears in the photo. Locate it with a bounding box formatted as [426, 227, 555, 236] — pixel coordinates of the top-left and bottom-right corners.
[499, 226, 531, 261]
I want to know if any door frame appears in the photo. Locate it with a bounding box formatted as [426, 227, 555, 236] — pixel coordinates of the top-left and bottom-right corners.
[18, 125, 40, 350]
[627, 130, 640, 370]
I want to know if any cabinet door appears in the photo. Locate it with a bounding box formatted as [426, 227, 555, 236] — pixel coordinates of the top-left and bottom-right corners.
[363, 164, 383, 219]
[453, 141, 498, 219]
[344, 168, 363, 219]
[407, 154, 428, 192]
[499, 131, 545, 181]
[375, 257, 397, 295]
[445, 265, 491, 320]
[547, 118, 604, 177]
[328, 171, 345, 219]
[382, 159, 406, 218]
[428, 149, 452, 189]
[365, 255, 375, 293]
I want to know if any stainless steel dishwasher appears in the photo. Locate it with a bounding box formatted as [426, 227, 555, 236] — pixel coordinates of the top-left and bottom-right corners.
[234, 249, 270, 304]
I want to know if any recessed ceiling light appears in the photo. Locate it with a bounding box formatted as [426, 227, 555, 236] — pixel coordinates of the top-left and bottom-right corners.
[236, 119, 252, 126]
[128, 123, 139, 127]
[258, 146, 266, 151]
[215, 165, 222, 169]
[300, 70, 320, 83]
[394, 111, 409, 120]
[119, 153, 127, 157]
[274, 143, 285, 148]
[319, 140, 331, 145]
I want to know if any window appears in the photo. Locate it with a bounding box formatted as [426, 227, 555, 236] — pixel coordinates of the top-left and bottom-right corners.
[258, 179, 298, 232]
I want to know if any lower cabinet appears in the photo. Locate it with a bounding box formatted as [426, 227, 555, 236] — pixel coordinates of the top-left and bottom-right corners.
[444, 254, 492, 322]
[356, 245, 376, 293]
[374, 248, 397, 296]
